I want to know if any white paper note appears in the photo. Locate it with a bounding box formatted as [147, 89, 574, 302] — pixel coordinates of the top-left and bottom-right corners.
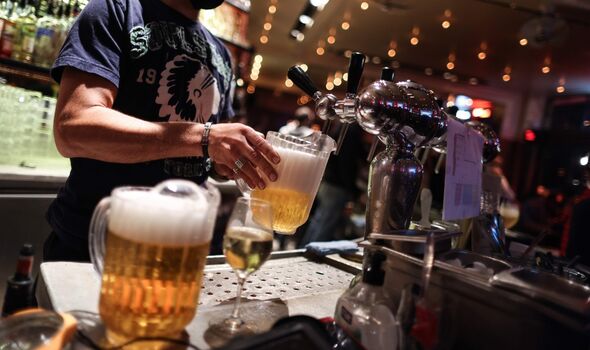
[443, 119, 484, 220]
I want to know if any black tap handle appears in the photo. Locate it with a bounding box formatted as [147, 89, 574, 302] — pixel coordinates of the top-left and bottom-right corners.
[381, 67, 395, 82]
[346, 52, 365, 95]
[288, 66, 320, 98]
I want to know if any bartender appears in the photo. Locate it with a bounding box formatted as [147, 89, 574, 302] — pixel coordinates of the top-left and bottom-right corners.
[44, 0, 280, 262]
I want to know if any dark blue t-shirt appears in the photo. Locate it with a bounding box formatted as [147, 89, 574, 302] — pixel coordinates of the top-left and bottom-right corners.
[47, 0, 234, 252]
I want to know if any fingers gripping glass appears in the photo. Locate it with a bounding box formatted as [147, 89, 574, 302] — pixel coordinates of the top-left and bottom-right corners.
[205, 197, 274, 345]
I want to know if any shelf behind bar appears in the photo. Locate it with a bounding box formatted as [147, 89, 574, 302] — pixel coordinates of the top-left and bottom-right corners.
[0, 57, 53, 84]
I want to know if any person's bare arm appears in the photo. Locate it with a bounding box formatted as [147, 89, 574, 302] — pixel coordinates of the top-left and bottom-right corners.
[54, 68, 280, 188]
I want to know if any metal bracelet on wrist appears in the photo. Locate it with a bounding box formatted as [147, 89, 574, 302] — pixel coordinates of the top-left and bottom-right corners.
[202, 122, 213, 159]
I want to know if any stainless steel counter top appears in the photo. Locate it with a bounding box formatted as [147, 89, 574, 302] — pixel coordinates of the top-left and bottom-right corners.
[37, 251, 361, 349]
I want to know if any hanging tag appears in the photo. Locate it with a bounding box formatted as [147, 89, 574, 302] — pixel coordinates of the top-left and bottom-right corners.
[442, 119, 484, 220]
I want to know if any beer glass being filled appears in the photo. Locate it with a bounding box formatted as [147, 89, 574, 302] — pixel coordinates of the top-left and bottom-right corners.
[88, 179, 220, 343]
[239, 131, 336, 234]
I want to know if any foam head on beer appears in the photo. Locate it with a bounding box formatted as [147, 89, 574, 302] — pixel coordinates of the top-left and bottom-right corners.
[108, 180, 216, 246]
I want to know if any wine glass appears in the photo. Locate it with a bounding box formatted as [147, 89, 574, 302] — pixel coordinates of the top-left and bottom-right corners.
[499, 200, 520, 229]
[205, 197, 274, 344]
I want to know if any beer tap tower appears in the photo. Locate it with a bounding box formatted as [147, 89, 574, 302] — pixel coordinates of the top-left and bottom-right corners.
[288, 52, 447, 237]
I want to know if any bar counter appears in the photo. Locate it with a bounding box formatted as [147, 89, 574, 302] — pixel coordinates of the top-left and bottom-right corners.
[36, 250, 362, 349]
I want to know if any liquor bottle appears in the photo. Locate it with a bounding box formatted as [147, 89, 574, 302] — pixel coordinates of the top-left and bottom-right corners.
[1, 244, 35, 317]
[0, 0, 8, 41]
[52, 0, 67, 56]
[0, 0, 17, 58]
[11, 0, 37, 63]
[334, 251, 398, 350]
[32, 0, 55, 67]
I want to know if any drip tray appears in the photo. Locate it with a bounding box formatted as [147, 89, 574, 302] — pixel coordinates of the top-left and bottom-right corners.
[198, 256, 355, 307]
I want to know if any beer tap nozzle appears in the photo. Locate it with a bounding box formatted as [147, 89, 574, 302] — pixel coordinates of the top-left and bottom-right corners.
[334, 52, 365, 155]
[287, 65, 338, 130]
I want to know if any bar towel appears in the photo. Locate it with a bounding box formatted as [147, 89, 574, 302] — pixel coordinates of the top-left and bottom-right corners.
[305, 240, 359, 256]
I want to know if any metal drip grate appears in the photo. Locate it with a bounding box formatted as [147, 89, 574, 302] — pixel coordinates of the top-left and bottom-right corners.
[198, 258, 354, 306]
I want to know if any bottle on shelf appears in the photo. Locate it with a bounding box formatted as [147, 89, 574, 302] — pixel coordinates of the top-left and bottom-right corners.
[0, 0, 18, 58]
[11, 0, 37, 63]
[1, 244, 36, 317]
[32, 0, 56, 67]
[52, 0, 68, 57]
[334, 251, 399, 350]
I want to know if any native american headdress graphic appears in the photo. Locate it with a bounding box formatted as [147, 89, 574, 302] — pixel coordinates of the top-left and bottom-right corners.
[156, 54, 221, 123]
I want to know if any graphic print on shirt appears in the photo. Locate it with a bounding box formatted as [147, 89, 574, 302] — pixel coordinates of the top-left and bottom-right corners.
[155, 54, 221, 123]
[127, 21, 233, 179]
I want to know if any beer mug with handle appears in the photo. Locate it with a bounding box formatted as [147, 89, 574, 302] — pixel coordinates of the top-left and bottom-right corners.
[238, 131, 336, 234]
[88, 179, 220, 343]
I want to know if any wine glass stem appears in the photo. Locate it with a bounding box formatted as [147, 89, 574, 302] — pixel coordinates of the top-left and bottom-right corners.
[230, 276, 246, 320]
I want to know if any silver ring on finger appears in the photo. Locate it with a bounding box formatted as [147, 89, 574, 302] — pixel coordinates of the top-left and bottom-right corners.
[232, 166, 241, 174]
[234, 158, 245, 170]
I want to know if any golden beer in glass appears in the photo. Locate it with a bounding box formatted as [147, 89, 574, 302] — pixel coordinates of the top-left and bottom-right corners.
[247, 131, 335, 234]
[89, 180, 220, 342]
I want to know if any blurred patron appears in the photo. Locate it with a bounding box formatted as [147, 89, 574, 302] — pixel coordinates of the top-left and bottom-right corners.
[561, 163, 590, 264]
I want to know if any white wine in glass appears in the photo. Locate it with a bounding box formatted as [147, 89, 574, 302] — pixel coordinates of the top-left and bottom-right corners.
[205, 197, 273, 346]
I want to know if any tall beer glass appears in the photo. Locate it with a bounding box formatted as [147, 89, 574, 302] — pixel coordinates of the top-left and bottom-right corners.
[88, 179, 220, 343]
[240, 131, 335, 234]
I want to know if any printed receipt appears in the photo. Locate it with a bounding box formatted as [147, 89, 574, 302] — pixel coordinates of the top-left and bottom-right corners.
[443, 118, 484, 220]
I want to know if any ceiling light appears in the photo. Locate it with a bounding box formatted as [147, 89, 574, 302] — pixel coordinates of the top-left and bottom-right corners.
[541, 66, 550, 74]
[580, 155, 589, 166]
[290, 29, 301, 38]
[556, 85, 565, 93]
[268, 5, 276, 14]
[502, 74, 511, 82]
[343, 73, 348, 81]
[360, 1, 369, 10]
[285, 78, 293, 87]
[250, 73, 259, 81]
[310, 0, 329, 7]
[300, 64, 308, 72]
[410, 37, 419, 45]
[254, 55, 263, 63]
[446, 62, 455, 70]
[253, 61, 261, 69]
[519, 38, 528, 46]
[263, 22, 272, 31]
[442, 20, 451, 29]
[299, 15, 313, 25]
[236, 78, 244, 87]
[296, 33, 305, 41]
[259, 35, 269, 44]
[326, 82, 335, 90]
[316, 47, 325, 55]
[341, 21, 350, 30]
[327, 35, 336, 44]
[246, 85, 255, 94]
[334, 77, 342, 86]
[387, 49, 397, 57]
[477, 51, 486, 60]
